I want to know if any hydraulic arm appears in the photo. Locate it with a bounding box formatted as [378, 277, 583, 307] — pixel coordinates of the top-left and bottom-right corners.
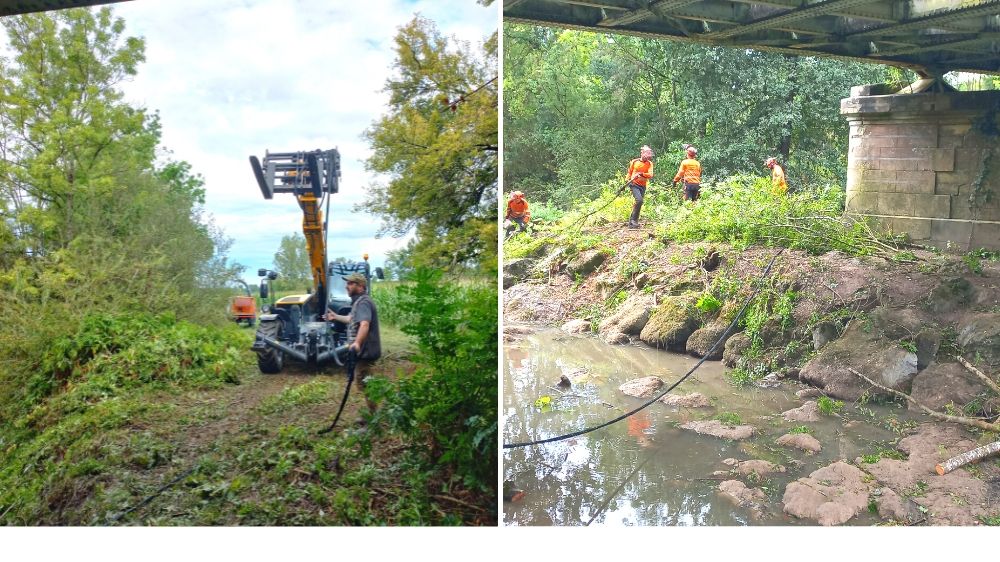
[250, 149, 341, 312]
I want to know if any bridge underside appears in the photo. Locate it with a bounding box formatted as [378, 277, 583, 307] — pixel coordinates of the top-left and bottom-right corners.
[504, 0, 1000, 76]
[0, 1, 128, 17]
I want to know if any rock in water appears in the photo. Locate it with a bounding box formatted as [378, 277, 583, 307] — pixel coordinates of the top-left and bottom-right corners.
[782, 461, 871, 526]
[775, 433, 822, 453]
[680, 420, 755, 440]
[781, 401, 820, 422]
[660, 392, 711, 408]
[561, 318, 592, 334]
[618, 376, 664, 398]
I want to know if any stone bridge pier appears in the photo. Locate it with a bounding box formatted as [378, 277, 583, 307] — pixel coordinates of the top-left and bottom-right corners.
[841, 86, 1000, 251]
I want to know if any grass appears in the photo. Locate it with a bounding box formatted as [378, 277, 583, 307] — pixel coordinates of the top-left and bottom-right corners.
[715, 412, 743, 426]
[817, 396, 844, 416]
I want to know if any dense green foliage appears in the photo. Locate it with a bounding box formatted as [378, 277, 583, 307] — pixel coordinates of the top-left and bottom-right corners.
[0, 312, 251, 524]
[504, 24, 911, 207]
[663, 176, 876, 254]
[367, 270, 498, 491]
[363, 16, 498, 274]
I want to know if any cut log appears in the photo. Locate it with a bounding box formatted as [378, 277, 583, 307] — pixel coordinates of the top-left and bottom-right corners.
[935, 440, 1000, 476]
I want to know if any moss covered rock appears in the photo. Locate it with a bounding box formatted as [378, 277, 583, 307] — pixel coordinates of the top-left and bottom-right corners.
[639, 297, 697, 351]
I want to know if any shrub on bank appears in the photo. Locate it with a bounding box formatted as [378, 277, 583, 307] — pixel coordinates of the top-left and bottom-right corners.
[366, 269, 497, 492]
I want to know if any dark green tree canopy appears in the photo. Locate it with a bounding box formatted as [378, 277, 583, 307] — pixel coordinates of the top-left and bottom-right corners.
[504, 25, 911, 207]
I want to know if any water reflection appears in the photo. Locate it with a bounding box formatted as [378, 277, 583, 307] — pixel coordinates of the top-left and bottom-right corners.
[503, 329, 912, 526]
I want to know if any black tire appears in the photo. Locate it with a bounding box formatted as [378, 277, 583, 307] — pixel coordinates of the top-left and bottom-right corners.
[255, 320, 284, 374]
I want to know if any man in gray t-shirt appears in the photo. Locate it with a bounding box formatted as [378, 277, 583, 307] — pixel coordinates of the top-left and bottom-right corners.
[325, 272, 381, 415]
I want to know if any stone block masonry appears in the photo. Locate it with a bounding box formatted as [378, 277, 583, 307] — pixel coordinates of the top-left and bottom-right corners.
[841, 88, 1000, 251]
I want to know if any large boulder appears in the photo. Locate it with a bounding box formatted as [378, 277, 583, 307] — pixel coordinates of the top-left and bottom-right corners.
[861, 423, 992, 525]
[567, 249, 608, 277]
[798, 321, 918, 401]
[957, 313, 1000, 367]
[599, 293, 654, 338]
[870, 306, 926, 339]
[619, 376, 664, 398]
[503, 258, 534, 280]
[722, 332, 752, 367]
[686, 323, 732, 360]
[639, 297, 697, 351]
[782, 461, 872, 526]
[907, 361, 992, 413]
[924, 277, 975, 314]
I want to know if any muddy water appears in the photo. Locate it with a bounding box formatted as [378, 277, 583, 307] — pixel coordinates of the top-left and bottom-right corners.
[503, 329, 916, 526]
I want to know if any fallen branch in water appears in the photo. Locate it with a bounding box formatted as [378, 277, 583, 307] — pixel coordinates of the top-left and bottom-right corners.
[935, 440, 1000, 476]
[846, 367, 999, 432]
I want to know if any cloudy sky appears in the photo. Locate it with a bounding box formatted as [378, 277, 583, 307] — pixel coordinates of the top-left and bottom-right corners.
[111, 0, 497, 283]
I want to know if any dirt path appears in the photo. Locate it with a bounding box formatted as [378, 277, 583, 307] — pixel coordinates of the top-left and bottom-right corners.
[107, 352, 423, 525]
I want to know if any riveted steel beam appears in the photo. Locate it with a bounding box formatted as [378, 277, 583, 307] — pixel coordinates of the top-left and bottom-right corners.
[706, 0, 874, 39]
[848, 1, 1000, 38]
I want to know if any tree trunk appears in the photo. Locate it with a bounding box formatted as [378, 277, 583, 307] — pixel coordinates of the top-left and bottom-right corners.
[935, 440, 1000, 476]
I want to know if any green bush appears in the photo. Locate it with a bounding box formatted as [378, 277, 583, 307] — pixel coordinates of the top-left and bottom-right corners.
[366, 269, 497, 491]
[695, 293, 722, 314]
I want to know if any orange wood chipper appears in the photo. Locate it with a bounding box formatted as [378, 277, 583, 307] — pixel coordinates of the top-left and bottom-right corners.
[228, 280, 257, 327]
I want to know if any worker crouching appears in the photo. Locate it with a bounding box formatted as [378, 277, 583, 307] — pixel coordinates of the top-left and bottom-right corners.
[505, 191, 531, 235]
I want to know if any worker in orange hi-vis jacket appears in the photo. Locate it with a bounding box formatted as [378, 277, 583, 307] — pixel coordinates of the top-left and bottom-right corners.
[765, 157, 787, 195]
[625, 145, 655, 228]
[504, 191, 531, 234]
[673, 145, 702, 202]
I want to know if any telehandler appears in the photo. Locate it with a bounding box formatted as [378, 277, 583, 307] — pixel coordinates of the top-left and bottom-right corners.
[248, 149, 382, 374]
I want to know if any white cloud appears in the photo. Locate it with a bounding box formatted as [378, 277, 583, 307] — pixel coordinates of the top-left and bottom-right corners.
[113, 0, 495, 283]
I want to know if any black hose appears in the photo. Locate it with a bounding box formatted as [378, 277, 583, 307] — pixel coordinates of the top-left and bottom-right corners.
[318, 349, 357, 434]
[107, 464, 200, 524]
[502, 248, 785, 449]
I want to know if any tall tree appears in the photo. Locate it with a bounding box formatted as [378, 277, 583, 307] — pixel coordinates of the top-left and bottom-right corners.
[0, 8, 154, 256]
[362, 16, 498, 274]
[0, 7, 241, 325]
[271, 232, 311, 291]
